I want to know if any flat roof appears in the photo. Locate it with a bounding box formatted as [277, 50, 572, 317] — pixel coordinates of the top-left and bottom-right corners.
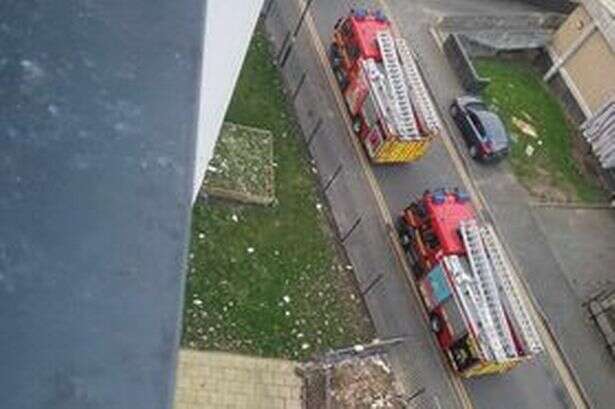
[583, 0, 615, 50]
[0, 1, 203, 407]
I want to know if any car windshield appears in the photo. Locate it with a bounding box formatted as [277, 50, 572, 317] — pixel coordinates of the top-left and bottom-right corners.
[465, 102, 487, 112]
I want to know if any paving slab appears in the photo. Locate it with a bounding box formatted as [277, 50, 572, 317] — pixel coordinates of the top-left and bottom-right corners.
[174, 350, 302, 409]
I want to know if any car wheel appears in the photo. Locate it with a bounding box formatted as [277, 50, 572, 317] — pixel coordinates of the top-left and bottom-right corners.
[469, 145, 479, 159]
[449, 104, 459, 117]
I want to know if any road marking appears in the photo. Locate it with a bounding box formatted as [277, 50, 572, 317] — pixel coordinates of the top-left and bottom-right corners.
[292, 1, 474, 409]
[375, 1, 590, 408]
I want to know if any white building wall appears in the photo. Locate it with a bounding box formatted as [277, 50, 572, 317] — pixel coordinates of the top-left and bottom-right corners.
[193, 0, 265, 201]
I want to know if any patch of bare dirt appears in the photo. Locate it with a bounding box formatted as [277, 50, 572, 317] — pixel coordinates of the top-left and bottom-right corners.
[526, 166, 574, 202]
[301, 354, 406, 409]
[330, 357, 403, 409]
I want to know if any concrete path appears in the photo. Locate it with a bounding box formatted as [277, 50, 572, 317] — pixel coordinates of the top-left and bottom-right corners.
[174, 350, 302, 409]
[532, 207, 615, 301]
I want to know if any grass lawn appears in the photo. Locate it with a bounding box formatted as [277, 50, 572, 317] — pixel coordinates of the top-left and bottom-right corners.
[475, 58, 604, 202]
[181, 28, 374, 359]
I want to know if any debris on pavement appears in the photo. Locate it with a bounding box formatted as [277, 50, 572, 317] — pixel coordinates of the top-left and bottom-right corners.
[299, 347, 410, 409]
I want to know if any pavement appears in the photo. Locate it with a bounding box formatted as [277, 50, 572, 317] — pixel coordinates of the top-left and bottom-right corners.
[531, 206, 615, 301]
[174, 350, 301, 409]
[263, 1, 615, 409]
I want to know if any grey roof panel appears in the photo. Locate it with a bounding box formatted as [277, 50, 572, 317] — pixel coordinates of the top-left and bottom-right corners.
[0, 1, 204, 408]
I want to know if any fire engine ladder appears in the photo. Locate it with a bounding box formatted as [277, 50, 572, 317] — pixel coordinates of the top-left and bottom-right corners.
[396, 39, 440, 135]
[460, 219, 516, 361]
[481, 225, 544, 354]
[445, 256, 484, 343]
[376, 30, 419, 139]
[362, 59, 395, 130]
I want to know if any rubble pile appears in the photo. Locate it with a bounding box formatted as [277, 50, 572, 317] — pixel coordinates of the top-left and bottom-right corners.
[301, 353, 405, 409]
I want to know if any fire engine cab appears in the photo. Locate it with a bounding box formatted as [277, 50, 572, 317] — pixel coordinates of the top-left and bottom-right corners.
[330, 9, 439, 163]
[399, 189, 544, 377]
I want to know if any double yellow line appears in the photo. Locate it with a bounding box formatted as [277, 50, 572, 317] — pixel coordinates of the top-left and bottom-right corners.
[289, 1, 589, 408]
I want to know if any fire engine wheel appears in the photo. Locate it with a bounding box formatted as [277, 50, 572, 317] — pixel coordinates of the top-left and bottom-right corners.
[399, 231, 411, 247]
[351, 116, 362, 134]
[329, 44, 341, 66]
[334, 68, 349, 90]
[429, 314, 442, 334]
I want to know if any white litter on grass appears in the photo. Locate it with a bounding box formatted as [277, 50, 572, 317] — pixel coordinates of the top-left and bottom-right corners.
[297, 332, 304, 338]
[283, 295, 291, 303]
[198, 233, 205, 240]
[316, 203, 323, 211]
[525, 144, 535, 157]
[538, 140, 543, 146]
[247, 247, 255, 254]
[207, 165, 219, 173]
[231, 214, 239, 223]
[345, 265, 353, 271]
[285, 310, 291, 316]
[192, 299, 203, 306]
[301, 343, 310, 350]
[512, 116, 538, 138]
[353, 344, 365, 353]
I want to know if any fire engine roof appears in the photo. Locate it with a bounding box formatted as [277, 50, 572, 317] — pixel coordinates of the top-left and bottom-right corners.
[349, 14, 390, 61]
[425, 190, 475, 255]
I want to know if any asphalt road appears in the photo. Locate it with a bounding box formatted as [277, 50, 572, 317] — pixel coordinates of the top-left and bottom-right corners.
[290, 0, 576, 408]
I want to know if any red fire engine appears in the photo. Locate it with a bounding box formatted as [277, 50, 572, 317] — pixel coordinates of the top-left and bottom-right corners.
[330, 9, 439, 163]
[399, 189, 544, 377]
